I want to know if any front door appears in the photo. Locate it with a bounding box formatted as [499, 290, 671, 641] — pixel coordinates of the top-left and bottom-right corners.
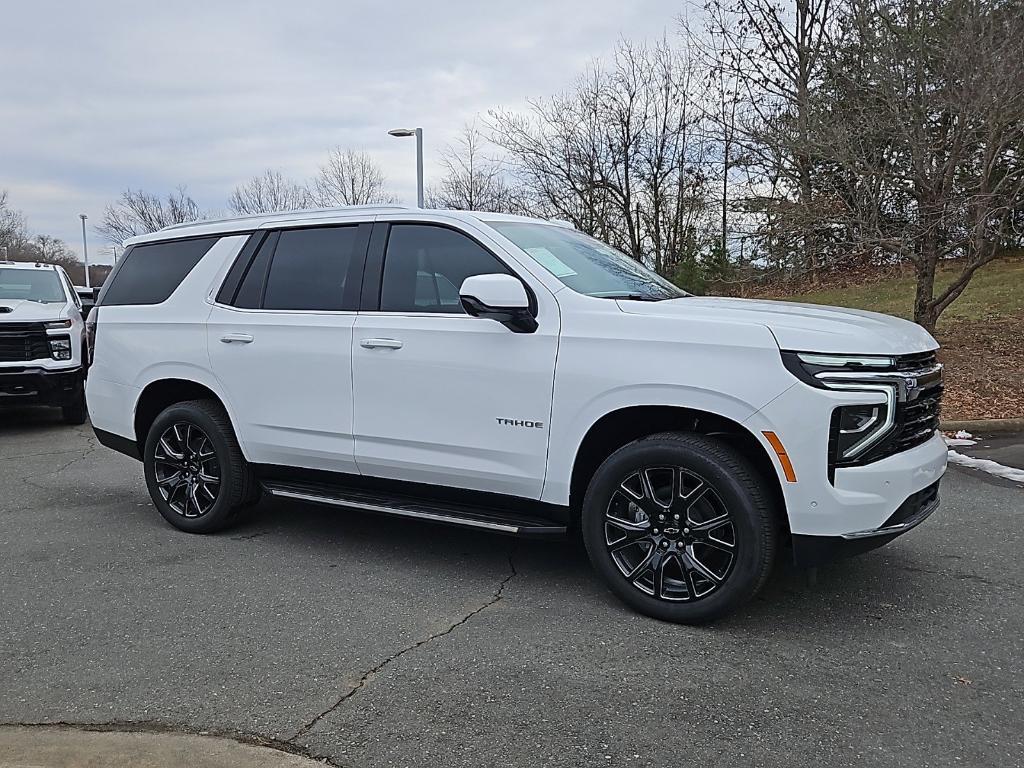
[352, 222, 559, 499]
[207, 224, 368, 474]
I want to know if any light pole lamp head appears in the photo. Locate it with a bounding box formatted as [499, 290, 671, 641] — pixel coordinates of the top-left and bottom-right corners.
[388, 128, 418, 137]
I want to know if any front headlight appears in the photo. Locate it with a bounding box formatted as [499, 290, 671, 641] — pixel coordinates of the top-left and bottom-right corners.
[782, 351, 898, 462]
[44, 319, 73, 329]
[49, 336, 72, 361]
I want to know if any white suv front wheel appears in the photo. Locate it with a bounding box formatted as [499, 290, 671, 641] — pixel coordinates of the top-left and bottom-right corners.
[143, 399, 257, 533]
[582, 432, 778, 624]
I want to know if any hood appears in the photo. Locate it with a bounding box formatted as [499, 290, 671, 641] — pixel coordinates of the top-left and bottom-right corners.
[0, 299, 69, 323]
[617, 296, 938, 355]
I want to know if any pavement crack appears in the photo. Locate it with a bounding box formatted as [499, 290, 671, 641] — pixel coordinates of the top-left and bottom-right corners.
[288, 548, 518, 743]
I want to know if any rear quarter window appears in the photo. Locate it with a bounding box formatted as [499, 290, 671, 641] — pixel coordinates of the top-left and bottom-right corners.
[99, 236, 220, 306]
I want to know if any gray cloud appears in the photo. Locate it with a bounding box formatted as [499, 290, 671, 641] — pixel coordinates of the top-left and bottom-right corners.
[0, 0, 675, 263]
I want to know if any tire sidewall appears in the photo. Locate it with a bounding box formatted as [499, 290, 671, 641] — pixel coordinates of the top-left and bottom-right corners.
[143, 403, 239, 533]
[582, 437, 773, 624]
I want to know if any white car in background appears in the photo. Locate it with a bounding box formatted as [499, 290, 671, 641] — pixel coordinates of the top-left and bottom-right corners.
[0, 261, 88, 423]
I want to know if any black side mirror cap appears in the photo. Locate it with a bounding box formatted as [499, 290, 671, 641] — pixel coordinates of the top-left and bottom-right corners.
[460, 296, 538, 333]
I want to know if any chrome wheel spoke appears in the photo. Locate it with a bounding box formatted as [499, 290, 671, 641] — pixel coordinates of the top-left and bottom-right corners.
[684, 547, 724, 584]
[605, 464, 737, 603]
[154, 422, 221, 519]
[625, 545, 657, 580]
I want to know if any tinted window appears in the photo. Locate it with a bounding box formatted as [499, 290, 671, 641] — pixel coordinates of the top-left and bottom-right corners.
[100, 237, 219, 306]
[380, 225, 509, 313]
[216, 232, 267, 305]
[233, 233, 277, 309]
[262, 227, 360, 311]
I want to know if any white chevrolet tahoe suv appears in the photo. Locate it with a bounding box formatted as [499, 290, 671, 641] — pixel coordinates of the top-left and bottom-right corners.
[1, 260, 88, 423]
[86, 206, 947, 623]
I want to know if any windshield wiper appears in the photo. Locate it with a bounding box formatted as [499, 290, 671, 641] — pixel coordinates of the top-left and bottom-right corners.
[592, 293, 667, 302]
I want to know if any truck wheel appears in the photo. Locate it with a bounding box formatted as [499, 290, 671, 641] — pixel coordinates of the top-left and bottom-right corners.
[61, 385, 88, 425]
[581, 432, 778, 624]
[143, 399, 257, 533]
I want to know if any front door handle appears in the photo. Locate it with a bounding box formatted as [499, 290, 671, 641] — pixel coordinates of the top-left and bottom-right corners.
[360, 338, 404, 350]
[220, 333, 254, 344]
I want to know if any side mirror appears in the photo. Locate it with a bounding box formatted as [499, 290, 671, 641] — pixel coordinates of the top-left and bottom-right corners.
[459, 274, 537, 333]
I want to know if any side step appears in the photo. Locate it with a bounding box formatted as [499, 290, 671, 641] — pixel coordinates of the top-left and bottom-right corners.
[261, 480, 567, 538]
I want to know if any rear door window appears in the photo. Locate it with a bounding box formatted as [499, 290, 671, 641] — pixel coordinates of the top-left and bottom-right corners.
[261, 226, 362, 311]
[99, 237, 220, 306]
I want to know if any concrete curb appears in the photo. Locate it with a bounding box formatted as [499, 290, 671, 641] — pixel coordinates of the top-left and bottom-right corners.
[940, 418, 1024, 434]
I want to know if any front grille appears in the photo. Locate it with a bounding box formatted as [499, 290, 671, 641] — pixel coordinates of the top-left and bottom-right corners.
[0, 322, 50, 362]
[894, 350, 937, 371]
[827, 351, 943, 480]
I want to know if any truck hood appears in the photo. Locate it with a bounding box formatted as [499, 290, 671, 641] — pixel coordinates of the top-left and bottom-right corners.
[617, 296, 938, 355]
[0, 299, 67, 323]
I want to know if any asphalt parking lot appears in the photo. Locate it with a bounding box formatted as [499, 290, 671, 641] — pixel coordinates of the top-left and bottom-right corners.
[2, 407, 1022, 768]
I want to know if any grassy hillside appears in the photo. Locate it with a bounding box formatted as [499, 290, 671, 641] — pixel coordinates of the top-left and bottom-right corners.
[761, 257, 1024, 420]
[767, 258, 1024, 328]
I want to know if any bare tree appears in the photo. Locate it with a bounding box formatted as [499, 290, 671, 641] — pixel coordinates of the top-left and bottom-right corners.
[491, 39, 713, 277]
[313, 149, 391, 206]
[33, 234, 79, 271]
[0, 190, 33, 259]
[705, 0, 839, 279]
[97, 187, 202, 242]
[228, 169, 312, 215]
[427, 122, 526, 213]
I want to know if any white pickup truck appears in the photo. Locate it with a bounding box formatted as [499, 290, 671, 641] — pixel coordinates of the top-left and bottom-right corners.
[86, 206, 946, 622]
[0, 260, 88, 423]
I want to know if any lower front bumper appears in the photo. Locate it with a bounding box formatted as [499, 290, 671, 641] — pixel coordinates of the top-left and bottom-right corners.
[792, 480, 941, 566]
[0, 366, 84, 407]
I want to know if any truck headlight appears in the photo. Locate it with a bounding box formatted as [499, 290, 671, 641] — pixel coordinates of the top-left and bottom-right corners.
[49, 336, 72, 361]
[44, 319, 73, 329]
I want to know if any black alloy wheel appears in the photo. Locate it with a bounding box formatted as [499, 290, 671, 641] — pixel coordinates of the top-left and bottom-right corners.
[153, 422, 221, 518]
[143, 399, 257, 533]
[604, 466, 737, 601]
[582, 432, 777, 624]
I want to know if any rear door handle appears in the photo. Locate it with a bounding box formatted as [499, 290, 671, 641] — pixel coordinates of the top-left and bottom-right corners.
[220, 333, 254, 344]
[360, 338, 403, 350]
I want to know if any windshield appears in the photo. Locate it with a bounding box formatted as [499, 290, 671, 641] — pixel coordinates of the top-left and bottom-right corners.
[0, 268, 66, 303]
[490, 222, 686, 301]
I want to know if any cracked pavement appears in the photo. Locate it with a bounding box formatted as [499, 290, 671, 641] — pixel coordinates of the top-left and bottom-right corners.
[2, 406, 1023, 767]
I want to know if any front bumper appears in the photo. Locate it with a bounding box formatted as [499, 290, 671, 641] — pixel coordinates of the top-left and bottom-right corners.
[792, 480, 941, 566]
[0, 366, 84, 407]
[747, 379, 949, 535]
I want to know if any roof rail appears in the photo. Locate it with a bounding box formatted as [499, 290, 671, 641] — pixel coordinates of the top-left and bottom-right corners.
[158, 204, 413, 233]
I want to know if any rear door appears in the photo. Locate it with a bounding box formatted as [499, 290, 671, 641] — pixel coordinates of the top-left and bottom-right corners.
[207, 223, 370, 474]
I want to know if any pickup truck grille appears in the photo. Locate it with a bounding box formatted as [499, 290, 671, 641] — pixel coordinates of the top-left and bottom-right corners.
[0, 322, 50, 362]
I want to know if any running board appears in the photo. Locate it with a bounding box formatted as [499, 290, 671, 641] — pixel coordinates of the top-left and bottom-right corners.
[261, 480, 567, 538]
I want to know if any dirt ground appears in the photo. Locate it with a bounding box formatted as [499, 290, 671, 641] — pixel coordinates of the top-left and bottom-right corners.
[937, 317, 1024, 420]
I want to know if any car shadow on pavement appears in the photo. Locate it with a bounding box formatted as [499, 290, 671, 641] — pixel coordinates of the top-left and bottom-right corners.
[226, 495, 947, 637]
[0, 405, 67, 433]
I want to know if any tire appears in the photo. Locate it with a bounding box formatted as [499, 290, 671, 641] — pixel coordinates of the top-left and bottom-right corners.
[143, 399, 257, 533]
[581, 432, 778, 624]
[61, 384, 88, 425]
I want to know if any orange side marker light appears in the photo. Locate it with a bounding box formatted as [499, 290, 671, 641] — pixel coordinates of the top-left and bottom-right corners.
[762, 431, 797, 483]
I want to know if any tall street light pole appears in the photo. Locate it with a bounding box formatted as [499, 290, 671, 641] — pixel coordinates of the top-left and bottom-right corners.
[79, 214, 91, 289]
[388, 127, 424, 208]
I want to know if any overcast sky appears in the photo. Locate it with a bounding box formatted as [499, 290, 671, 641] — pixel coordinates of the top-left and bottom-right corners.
[0, 0, 679, 264]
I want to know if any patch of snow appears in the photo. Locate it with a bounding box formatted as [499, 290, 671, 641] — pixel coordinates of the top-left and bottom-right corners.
[947, 450, 1024, 484]
[945, 438, 977, 447]
[954, 430, 974, 440]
